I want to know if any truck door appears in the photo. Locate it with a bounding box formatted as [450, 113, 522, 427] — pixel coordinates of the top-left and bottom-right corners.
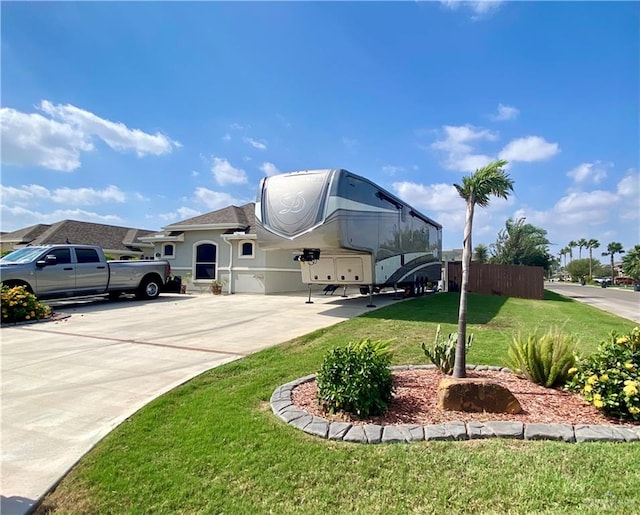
[35, 248, 75, 295]
[74, 247, 109, 294]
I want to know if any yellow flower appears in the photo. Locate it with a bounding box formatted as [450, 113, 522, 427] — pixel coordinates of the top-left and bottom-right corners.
[593, 395, 604, 408]
[587, 374, 599, 385]
[25, 315, 30, 320]
[584, 384, 593, 393]
[617, 336, 630, 345]
[568, 367, 578, 375]
[623, 381, 638, 397]
[625, 362, 635, 371]
[629, 406, 640, 415]
[600, 374, 609, 382]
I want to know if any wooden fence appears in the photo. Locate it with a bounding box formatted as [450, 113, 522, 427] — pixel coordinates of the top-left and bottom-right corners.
[446, 262, 544, 300]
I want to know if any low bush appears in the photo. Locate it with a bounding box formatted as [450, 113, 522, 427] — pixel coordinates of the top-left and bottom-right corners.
[567, 327, 639, 421]
[421, 325, 473, 375]
[504, 327, 577, 388]
[316, 338, 394, 418]
[1, 285, 51, 324]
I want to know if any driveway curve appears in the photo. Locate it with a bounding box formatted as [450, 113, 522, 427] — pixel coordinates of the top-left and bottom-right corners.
[1, 291, 400, 515]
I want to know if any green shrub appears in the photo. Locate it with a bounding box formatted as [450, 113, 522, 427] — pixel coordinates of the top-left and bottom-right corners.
[316, 338, 394, 418]
[421, 325, 473, 375]
[567, 327, 639, 421]
[1, 285, 51, 324]
[504, 328, 577, 387]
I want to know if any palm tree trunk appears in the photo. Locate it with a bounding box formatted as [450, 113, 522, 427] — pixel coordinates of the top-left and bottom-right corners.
[588, 249, 593, 279]
[611, 254, 615, 284]
[453, 199, 475, 378]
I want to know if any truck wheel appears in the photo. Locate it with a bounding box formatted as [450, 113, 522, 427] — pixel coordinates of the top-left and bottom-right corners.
[136, 276, 161, 300]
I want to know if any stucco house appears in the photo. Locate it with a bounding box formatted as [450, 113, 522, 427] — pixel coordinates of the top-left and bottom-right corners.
[140, 203, 306, 294]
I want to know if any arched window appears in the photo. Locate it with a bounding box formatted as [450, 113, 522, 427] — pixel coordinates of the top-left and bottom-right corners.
[240, 240, 254, 259]
[163, 244, 174, 258]
[195, 242, 217, 280]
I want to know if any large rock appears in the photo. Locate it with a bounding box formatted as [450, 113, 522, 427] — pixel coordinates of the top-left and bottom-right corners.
[437, 377, 523, 414]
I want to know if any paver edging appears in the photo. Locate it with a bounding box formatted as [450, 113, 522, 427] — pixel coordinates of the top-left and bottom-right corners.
[271, 365, 639, 444]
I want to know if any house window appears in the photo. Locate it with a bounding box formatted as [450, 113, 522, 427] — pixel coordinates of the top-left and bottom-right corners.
[239, 240, 254, 259]
[195, 243, 217, 280]
[163, 244, 174, 258]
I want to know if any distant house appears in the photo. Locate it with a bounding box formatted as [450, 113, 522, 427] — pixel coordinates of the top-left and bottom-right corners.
[0, 220, 156, 259]
[140, 203, 305, 294]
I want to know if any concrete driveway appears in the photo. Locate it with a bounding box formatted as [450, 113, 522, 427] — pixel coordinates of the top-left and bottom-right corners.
[1, 290, 401, 515]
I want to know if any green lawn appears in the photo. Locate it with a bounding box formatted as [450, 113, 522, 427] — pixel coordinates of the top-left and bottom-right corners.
[38, 292, 639, 514]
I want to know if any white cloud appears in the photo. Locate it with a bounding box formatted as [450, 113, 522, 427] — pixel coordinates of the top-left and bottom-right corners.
[1, 184, 51, 203]
[222, 133, 231, 142]
[39, 101, 180, 156]
[0, 101, 179, 172]
[431, 124, 498, 172]
[555, 190, 618, 215]
[490, 103, 519, 121]
[211, 157, 248, 185]
[382, 165, 405, 175]
[157, 206, 201, 222]
[499, 136, 559, 162]
[243, 137, 267, 150]
[441, 0, 504, 18]
[0, 107, 93, 171]
[617, 169, 639, 198]
[392, 182, 463, 213]
[567, 161, 611, 184]
[51, 185, 126, 205]
[260, 162, 281, 176]
[1, 183, 126, 206]
[193, 187, 241, 210]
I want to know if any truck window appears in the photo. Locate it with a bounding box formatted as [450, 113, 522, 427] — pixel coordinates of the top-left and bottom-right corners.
[49, 248, 72, 264]
[75, 248, 100, 263]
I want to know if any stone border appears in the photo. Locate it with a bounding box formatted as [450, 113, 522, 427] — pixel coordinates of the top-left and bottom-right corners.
[270, 365, 640, 444]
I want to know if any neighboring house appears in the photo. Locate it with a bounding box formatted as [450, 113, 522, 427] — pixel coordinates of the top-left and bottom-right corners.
[0, 220, 156, 259]
[140, 203, 306, 294]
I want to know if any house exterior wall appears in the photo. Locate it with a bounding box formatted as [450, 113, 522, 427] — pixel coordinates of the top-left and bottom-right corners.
[155, 231, 306, 294]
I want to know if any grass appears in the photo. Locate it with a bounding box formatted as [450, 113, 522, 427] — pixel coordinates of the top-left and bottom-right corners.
[38, 292, 639, 514]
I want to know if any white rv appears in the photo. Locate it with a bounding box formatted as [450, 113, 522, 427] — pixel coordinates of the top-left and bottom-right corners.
[256, 169, 442, 295]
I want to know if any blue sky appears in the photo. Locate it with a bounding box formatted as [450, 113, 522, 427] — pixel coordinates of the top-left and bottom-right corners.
[1, 1, 638, 260]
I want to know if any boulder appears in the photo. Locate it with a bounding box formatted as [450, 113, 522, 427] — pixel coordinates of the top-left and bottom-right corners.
[437, 377, 523, 414]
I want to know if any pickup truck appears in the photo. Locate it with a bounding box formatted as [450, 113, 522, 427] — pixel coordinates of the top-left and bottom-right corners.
[0, 244, 171, 300]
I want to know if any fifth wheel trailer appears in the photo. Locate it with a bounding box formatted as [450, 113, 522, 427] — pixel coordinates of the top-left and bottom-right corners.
[255, 169, 442, 294]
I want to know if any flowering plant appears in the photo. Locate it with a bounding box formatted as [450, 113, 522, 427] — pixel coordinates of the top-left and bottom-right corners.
[567, 327, 639, 421]
[1, 285, 51, 324]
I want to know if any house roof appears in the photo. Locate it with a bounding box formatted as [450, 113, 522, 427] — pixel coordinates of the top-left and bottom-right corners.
[0, 223, 51, 244]
[0, 220, 157, 253]
[164, 203, 256, 233]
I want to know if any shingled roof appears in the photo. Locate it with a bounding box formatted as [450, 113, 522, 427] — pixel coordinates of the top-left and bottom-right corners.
[0, 220, 157, 253]
[0, 224, 51, 244]
[164, 203, 255, 233]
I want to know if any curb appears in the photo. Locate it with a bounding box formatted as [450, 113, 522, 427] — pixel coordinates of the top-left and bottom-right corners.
[271, 365, 640, 444]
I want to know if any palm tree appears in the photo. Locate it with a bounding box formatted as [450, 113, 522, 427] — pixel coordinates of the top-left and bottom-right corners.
[586, 238, 600, 279]
[577, 238, 588, 260]
[602, 242, 625, 284]
[473, 243, 489, 263]
[567, 240, 577, 262]
[622, 245, 640, 283]
[453, 159, 514, 378]
[558, 248, 566, 269]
